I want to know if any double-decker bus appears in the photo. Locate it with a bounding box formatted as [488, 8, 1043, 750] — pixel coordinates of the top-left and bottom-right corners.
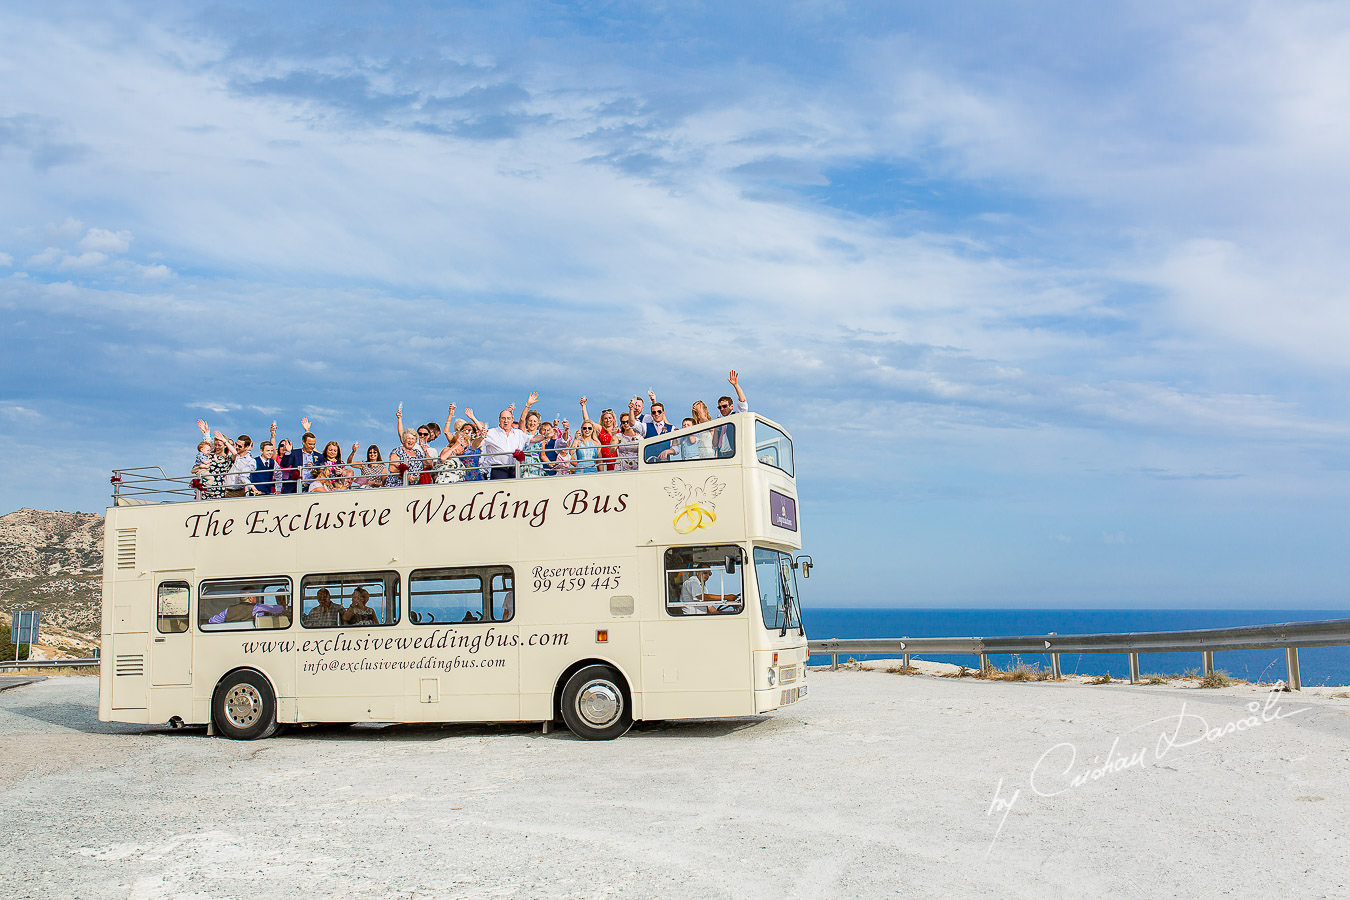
[99, 412, 810, 740]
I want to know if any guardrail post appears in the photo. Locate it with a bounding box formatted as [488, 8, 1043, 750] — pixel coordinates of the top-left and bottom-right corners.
[1128, 653, 1140, 684]
[1050, 653, 1062, 679]
[979, 653, 990, 674]
[902, 653, 910, 669]
[1202, 651, 1215, 676]
[830, 653, 838, 670]
[1286, 648, 1301, 691]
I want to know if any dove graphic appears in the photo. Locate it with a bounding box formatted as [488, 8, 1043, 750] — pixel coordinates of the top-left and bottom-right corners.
[667, 476, 725, 534]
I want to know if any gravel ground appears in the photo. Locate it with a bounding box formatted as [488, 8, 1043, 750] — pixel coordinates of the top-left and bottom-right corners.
[2, 673, 1348, 899]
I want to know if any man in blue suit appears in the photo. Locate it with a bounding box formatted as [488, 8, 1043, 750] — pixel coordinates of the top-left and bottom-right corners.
[280, 419, 319, 493]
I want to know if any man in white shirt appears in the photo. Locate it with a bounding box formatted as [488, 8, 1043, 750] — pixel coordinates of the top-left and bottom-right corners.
[482, 408, 528, 479]
[714, 371, 749, 456]
[678, 567, 740, 615]
[717, 370, 749, 416]
[223, 435, 256, 497]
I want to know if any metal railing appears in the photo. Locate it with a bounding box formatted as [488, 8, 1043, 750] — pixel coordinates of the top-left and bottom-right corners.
[0, 657, 100, 670]
[809, 617, 1350, 690]
[110, 426, 747, 505]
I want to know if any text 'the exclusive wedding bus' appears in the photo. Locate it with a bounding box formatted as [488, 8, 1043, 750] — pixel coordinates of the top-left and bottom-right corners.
[98, 412, 811, 740]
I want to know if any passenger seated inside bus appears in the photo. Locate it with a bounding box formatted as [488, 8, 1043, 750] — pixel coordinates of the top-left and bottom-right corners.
[342, 586, 377, 625]
[299, 573, 398, 628]
[301, 588, 342, 628]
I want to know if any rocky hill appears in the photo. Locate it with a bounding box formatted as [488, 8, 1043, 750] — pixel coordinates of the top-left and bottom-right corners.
[0, 508, 103, 638]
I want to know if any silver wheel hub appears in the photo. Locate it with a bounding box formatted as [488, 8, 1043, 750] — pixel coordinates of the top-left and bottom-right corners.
[576, 679, 622, 728]
[224, 684, 263, 728]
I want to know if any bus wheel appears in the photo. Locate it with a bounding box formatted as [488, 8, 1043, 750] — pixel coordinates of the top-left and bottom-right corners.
[560, 665, 632, 740]
[212, 670, 279, 740]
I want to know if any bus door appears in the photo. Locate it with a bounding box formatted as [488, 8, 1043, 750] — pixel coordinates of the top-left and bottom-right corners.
[151, 571, 193, 686]
[640, 545, 753, 719]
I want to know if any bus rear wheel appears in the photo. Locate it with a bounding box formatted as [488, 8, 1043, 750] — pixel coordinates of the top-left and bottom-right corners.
[212, 670, 279, 740]
[560, 665, 632, 741]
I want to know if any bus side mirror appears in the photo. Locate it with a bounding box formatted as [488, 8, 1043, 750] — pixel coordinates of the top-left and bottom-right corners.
[794, 555, 813, 578]
[724, 555, 738, 575]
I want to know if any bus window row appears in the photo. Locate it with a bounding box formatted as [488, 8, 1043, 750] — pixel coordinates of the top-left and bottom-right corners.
[153, 544, 788, 633]
[155, 566, 515, 634]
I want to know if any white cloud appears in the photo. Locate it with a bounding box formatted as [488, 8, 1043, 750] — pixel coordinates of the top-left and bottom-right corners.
[60, 250, 108, 269]
[26, 247, 61, 267]
[79, 227, 132, 254]
[0, 252, 12, 267]
[137, 263, 173, 280]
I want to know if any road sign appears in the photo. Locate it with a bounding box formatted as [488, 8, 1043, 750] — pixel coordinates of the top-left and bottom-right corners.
[12, 611, 39, 645]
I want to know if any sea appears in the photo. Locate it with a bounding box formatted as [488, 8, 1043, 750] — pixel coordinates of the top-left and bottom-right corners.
[802, 608, 1350, 687]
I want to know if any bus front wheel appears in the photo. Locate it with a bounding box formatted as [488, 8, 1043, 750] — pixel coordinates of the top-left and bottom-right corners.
[560, 665, 632, 741]
[212, 670, 279, 740]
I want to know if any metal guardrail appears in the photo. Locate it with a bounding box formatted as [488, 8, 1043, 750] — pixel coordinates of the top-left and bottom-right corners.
[0, 657, 100, 670]
[809, 617, 1350, 690]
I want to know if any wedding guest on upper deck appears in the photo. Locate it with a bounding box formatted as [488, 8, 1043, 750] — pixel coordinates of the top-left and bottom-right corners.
[348, 444, 387, 488]
[570, 420, 602, 474]
[580, 398, 620, 472]
[690, 401, 716, 459]
[200, 430, 238, 499]
[386, 406, 427, 487]
[640, 392, 675, 439]
[249, 441, 278, 495]
[280, 418, 319, 493]
[481, 394, 536, 479]
[718, 370, 749, 416]
[615, 413, 641, 471]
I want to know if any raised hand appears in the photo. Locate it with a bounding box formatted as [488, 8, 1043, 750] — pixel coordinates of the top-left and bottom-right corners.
[464, 407, 475, 421]
[728, 370, 739, 386]
[508, 404, 517, 414]
[351, 442, 358, 452]
[648, 389, 657, 402]
[301, 417, 311, 432]
[270, 421, 278, 436]
[527, 392, 539, 405]
[447, 403, 456, 414]
[579, 396, 588, 406]
[197, 419, 209, 436]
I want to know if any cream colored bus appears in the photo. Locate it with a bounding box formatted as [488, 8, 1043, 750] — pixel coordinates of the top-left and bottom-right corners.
[100, 412, 810, 740]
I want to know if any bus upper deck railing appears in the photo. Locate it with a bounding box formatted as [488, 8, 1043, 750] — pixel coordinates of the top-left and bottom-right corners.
[808, 617, 1350, 690]
[110, 414, 790, 505]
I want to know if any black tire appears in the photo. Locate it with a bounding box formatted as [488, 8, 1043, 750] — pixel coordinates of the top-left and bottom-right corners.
[560, 665, 632, 740]
[212, 669, 279, 740]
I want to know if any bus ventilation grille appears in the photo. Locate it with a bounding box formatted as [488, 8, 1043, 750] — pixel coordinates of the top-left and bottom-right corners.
[778, 664, 800, 685]
[114, 654, 145, 676]
[116, 529, 137, 570]
[609, 595, 635, 616]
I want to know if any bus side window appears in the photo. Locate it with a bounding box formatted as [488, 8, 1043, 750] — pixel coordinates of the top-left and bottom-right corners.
[157, 581, 190, 633]
[198, 577, 293, 631]
[410, 566, 515, 624]
[299, 571, 399, 628]
[663, 546, 744, 617]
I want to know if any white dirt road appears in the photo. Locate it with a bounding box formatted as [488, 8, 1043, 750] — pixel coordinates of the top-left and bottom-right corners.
[2, 673, 1348, 899]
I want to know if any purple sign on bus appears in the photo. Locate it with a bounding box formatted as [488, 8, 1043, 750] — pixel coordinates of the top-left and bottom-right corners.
[769, 490, 797, 532]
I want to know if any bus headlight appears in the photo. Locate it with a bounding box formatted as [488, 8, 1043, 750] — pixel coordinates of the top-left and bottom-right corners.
[767, 668, 777, 687]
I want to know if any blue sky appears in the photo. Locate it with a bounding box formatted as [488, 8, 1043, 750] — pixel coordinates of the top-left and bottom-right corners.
[2, 1, 1348, 608]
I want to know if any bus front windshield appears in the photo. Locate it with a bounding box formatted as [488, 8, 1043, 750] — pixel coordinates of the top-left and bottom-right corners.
[754, 547, 802, 633]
